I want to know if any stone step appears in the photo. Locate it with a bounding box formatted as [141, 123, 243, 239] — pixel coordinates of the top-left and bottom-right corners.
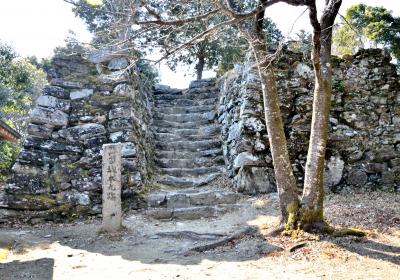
[146, 190, 240, 208]
[154, 124, 221, 135]
[154, 119, 214, 129]
[155, 97, 218, 107]
[153, 91, 217, 101]
[156, 105, 216, 114]
[153, 85, 182, 95]
[189, 79, 216, 89]
[156, 148, 222, 159]
[187, 86, 218, 95]
[160, 167, 221, 177]
[157, 173, 220, 188]
[155, 132, 220, 142]
[156, 139, 221, 152]
[155, 156, 224, 168]
[146, 204, 238, 220]
[154, 111, 217, 123]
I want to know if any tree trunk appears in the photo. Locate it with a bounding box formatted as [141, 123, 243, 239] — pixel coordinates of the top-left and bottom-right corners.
[195, 43, 206, 80]
[298, 0, 342, 230]
[248, 30, 299, 223]
[196, 54, 205, 80]
[302, 45, 333, 209]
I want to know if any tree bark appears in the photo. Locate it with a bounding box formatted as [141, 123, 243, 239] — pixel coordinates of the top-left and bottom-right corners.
[246, 8, 299, 222]
[196, 53, 205, 80]
[195, 42, 206, 80]
[300, 0, 342, 226]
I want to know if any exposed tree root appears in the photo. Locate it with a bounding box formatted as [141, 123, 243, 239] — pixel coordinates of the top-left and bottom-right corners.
[288, 242, 307, 252]
[284, 203, 366, 238]
[187, 226, 258, 254]
[156, 231, 225, 241]
[324, 225, 366, 237]
[284, 222, 366, 238]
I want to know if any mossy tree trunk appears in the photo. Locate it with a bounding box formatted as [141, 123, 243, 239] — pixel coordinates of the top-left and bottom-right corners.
[285, 0, 343, 231]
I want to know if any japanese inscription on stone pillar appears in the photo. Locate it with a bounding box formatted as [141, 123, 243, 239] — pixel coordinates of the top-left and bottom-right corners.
[101, 143, 122, 232]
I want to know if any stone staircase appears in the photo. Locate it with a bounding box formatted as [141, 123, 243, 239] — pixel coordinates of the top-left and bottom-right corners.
[145, 79, 240, 220]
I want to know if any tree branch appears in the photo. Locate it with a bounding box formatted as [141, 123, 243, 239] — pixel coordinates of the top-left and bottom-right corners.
[155, 17, 240, 63]
[136, 7, 221, 26]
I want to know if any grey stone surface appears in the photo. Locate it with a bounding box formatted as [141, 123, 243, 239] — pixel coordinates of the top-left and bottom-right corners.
[58, 123, 106, 142]
[236, 166, 275, 194]
[42, 85, 69, 99]
[4, 48, 399, 222]
[36, 95, 70, 112]
[4, 52, 155, 220]
[102, 143, 122, 232]
[324, 155, 345, 188]
[218, 48, 400, 193]
[233, 152, 263, 170]
[108, 57, 129, 70]
[30, 107, 68, 127]
[50, 79, 82, 89]
[113, 83, 134, 97]
[27, 124, 53, 139]
[70, 89, 94, 100]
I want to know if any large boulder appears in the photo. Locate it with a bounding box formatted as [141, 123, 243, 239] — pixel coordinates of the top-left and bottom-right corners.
[50, 78, 82, 89]
[108, 57, 129, 70]
[36, 95, 70, 112]
[233, 152, 264, 170]
[42, 86, 69, 99]
[236, 166, 276, 194]
[30, 107, 68, 127]
[70, 89, 94, 100]
[58, 123, 106, 142]
[324, 155, 345, 189]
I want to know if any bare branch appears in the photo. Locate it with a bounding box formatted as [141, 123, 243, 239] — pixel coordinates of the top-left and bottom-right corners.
[155, 17, 239, 63]
[136, 8, 221, 26]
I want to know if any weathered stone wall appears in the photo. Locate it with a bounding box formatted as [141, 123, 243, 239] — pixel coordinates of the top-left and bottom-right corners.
[2, 51, 154, 220]
[2, 47, 398, 222]
[218, 48, 400, 194]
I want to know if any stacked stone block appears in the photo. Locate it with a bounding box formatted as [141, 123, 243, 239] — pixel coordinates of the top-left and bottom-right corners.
[3, 51, 154, 220]
[218, 48, 400, 194]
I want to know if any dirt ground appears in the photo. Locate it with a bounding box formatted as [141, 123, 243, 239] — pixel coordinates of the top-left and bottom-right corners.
[0, 191, 399, 280]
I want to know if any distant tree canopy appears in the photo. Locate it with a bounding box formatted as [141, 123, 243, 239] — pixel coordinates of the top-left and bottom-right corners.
[333, 4, 400, 64]
[0, 41, 46, 180]
[69, 0, 283, 79]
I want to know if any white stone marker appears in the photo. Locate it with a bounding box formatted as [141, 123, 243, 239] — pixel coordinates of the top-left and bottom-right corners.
[101, 143, 122, 232]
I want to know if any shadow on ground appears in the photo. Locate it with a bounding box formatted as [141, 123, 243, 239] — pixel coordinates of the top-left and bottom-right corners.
[334, 238, 400, 266]
[1, 193, 399, 279]
[0, 258, 54, 280]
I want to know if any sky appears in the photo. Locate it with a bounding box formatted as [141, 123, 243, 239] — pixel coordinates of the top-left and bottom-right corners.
[0, 0, 399, 88]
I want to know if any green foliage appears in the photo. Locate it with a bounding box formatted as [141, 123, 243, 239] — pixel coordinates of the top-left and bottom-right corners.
[53, 31, 87, 56]
[289, 30, 312, 56]
[0, 141, 20, 181]
[332, 79, 344, 93]
[164, 13, 283, 78]
[136, 59, 159, 86]
[333, 4, 400, 64]
[0, 41, 46, 180]
[70, 0, 283, 78]
[215, 18, 283, 76]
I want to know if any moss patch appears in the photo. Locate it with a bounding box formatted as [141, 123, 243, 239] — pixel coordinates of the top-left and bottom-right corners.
[21, 194, 57, 210]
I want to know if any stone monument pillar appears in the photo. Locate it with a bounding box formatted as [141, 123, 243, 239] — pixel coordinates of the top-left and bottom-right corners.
[101, 143, 122, 232]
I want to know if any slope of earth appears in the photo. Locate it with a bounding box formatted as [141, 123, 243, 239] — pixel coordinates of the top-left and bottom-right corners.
[0, 191, 399, 280]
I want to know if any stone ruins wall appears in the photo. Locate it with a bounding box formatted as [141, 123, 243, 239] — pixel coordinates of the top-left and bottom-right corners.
[1, 47, 398, 222]
[218, 49, 400, 194]
[2, 51, 154, 220]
